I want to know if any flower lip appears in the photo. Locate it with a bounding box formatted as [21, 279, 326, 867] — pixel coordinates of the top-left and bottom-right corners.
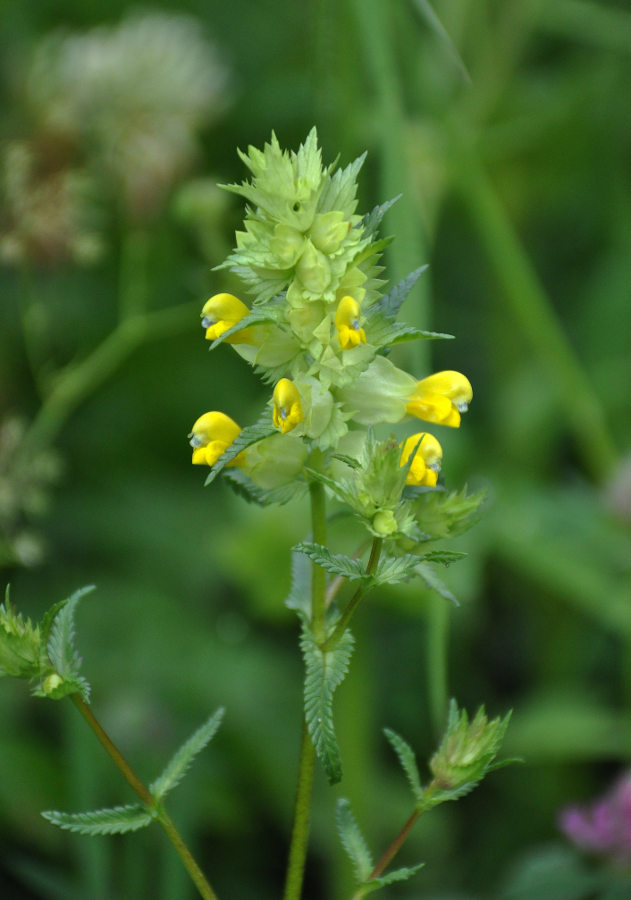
[272, 378, 303, 434]
[335, 295, 366, 350]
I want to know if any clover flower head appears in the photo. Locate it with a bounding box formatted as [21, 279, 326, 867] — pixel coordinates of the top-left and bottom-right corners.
[559, 773, 631, 862]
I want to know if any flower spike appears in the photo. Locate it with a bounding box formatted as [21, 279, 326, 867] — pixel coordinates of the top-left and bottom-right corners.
[400, 433, 443, 487]
[406, 371, 473, 428]
[272, 379, 303, 434]
[201, 293, 251, 343]
[335, 295, 366, 350]
[189, 412, 242, 466]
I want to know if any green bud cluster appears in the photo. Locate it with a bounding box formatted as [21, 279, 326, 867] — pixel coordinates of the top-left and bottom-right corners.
[0, 590, 41, 680]
[428, 702, 512, 798]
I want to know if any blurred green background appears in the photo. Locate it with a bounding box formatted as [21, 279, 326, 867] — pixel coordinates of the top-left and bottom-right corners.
[1, 1, 631, 898]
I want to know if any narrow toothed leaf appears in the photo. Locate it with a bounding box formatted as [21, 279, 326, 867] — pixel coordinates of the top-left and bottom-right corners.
[421, 550, 467, 566]
[361, 862, 425, 893]
[41, 586, 95, 701]
[383, 728, 424, 802]
[336, 798, 373, 881]
[372, 266, 429, 319]
[42, 805, 153, 836]
[295, 542, 371, 583]
[375, 554, 422, 586]
[301, 621, 354, 784]
[223, 468, 306, 506]
[207, 305, 284, 350]
[204, 414, 275, 486]
[415, 562, 459, 606]
[150, 708, 225, 800]
[359, 195, 401, 237]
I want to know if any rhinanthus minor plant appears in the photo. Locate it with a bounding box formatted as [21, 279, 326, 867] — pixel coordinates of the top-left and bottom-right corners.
[2, 130, 514, 900]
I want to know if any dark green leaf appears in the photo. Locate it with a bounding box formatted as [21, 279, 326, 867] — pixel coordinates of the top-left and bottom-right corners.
[295, 542, 371, 583]
[383, 728, 424, 802]
[301, 621, 354, 783]
[336, 798, 373, 882]
[42, 805, 153, 836]
[150, 708, 225, 800]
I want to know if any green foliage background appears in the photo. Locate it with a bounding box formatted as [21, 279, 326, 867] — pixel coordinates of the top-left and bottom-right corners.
[1, 1, 630, 897]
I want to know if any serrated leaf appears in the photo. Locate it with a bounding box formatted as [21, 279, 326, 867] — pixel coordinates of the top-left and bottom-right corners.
[331, 453, 362, 470]
[304, 467, 356, 507]
[360, 862, 425, 894]
[223, 468, 305, 506]
[301, 621, 354, 784]
[373, 266, 428, 319]
[285, 547, 311, 616]
[204, 413, 276, 486]
[42, 805, 153, 836]
[336, 798, 373, 882]
[295, 542, 371, 583]
[421, 550, 467, 566]
[415, 562, 459, 606]
[359, 195, 401, 237]
[150, 708, 225, 800]
[208, 306, 284, 350]
[44, 586, 95, 701]
[375, 554, 421, 586]
[383, 728, 424, 802]
[365, 314, 453, 352]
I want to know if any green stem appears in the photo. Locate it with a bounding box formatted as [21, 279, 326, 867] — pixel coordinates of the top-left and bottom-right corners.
[70, 694, 219, 900]
[21, 300, 200, 452]
[453, 141, 618, 482]
[283, 475, 328, 900]
[363, 808, 420, 887]
[320, 538, 383, 653]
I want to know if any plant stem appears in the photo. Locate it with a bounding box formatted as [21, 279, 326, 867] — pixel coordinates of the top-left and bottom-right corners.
[21, 300, 199, 452]
[283, 474, 328, 900]
[364, 808, 420, 886]
[320, 538, 383, 653]
[70, 694, 219, 900]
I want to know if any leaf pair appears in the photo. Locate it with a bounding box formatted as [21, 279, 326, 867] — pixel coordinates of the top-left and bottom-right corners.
[43, 708, 225, 836]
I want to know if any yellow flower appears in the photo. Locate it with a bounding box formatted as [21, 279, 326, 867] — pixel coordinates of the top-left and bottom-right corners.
[400, 432, 443, 487]
[405, 371, 473, 428]
[201, 293, 252, 343]
[272, 378, 303, 434]
[335, 295, 366, 350]
[189, 411, 242, 466]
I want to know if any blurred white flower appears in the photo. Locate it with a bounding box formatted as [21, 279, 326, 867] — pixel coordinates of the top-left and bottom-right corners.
[26, 11, 230, 219]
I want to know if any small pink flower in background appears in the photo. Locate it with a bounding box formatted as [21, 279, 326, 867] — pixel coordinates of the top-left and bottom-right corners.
[559, 773, 631, 862]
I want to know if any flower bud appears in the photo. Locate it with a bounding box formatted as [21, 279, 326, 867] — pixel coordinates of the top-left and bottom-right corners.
[429, 703, 510, 794]
[269, 224, 305, 268]
[0, 596, 41, 680]
[309, 212, 349, 254]
[295, 240, 331, 295]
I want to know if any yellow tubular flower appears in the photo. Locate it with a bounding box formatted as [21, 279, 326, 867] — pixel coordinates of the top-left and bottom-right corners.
[335, 295, 366, 350]
[189, 411, 242, 466]
[272, 378, 303, 434]
[405, 371, 473, 428]
[400, 433, 443, 487]
[201, 293, 252, 343]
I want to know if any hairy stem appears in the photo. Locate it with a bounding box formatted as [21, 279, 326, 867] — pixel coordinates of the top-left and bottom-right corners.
[283, 475, 328, 900]
[320, 538, 383, 653]
[70, 694, 219, 900]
